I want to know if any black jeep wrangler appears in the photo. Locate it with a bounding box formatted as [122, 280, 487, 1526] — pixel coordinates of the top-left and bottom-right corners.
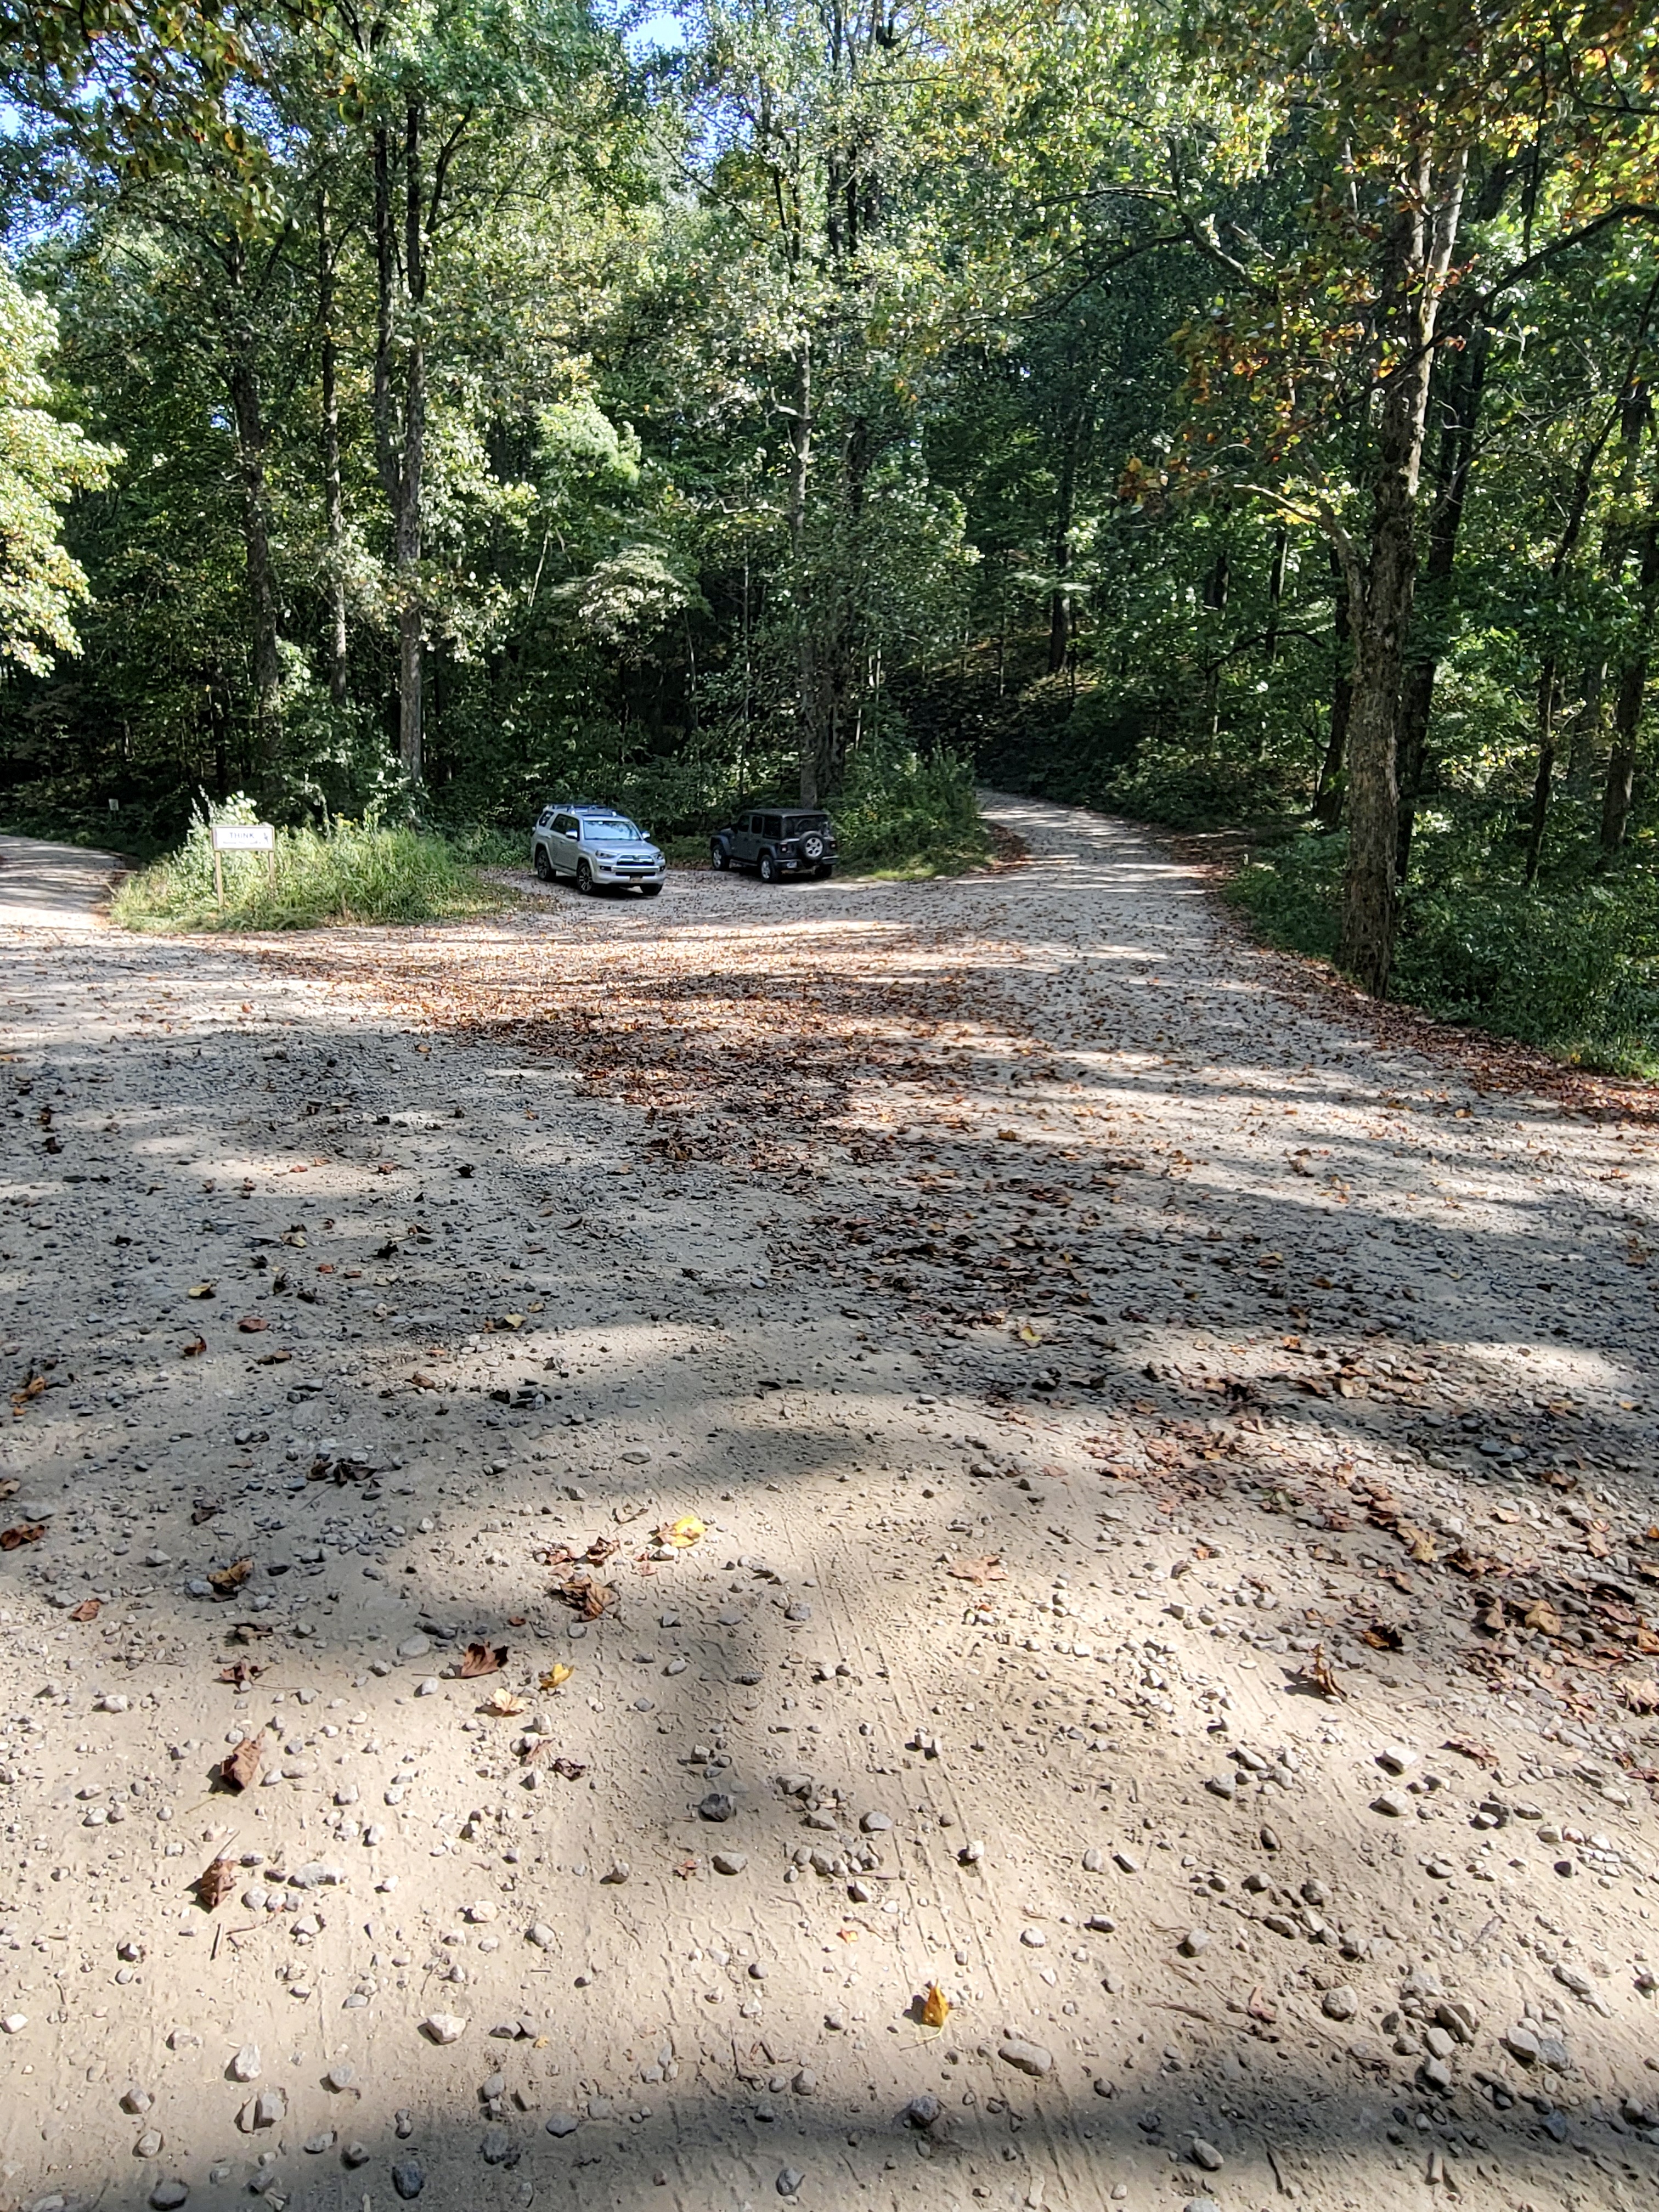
[710, 807, 838, 883]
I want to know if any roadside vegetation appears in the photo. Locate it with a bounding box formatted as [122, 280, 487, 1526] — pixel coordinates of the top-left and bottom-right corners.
[111, 803, 501, 933]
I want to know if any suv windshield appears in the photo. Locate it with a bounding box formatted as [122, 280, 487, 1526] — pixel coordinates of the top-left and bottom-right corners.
[584, 819, 644, 842]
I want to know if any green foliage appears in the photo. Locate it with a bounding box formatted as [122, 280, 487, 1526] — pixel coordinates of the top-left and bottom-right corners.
[111, 796, 502, 933]
[1231, 831, 1659, 1075]
[0, 262, 116, 673]
[829, 748, 990, 876]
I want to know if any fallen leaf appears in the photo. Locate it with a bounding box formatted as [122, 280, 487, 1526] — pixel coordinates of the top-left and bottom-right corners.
[255, 1350, 292, 1365]
[208, 1557, 253, 1595]
[482, 1687, 526, 1717]
[523, 1743, 587, 1778]
[1442, 1735, 1498, 1767]
[584, 1535, 620, 1565]
[656, 1514, 705, 1549]
[180, 1335, 207, 1357]
[538, 1663, 573, 1691]
[499, 1313, 524, 1329]
[237, 1315, 268, 1334]
[460, 1640, 508, 1677]
[1620, 1679, 1659, 1714]
[1360, 1622, 1403, 1650]
[1296, 1644, 1346, 1700]
[555, 1575, 614, 1620]
[0, 1523, 46, 1550]
[187, 1282, 216, 1299]
[920, 1983, 951, 2028]
[195, 1857, 239, 1910]
[1523, 1600, 1562, 1636]
[220, 1735, 263, 1790]
[1398, 1521, 1437, 1565]
[1247, 1984, 1278, 2024]
[217, 1661, 263, 1688]
[191, 1498, 221, 1524]
[1017, 1323, 1042, 1345]
[69, 1598, 100, 1622]
[228, 1620, 272, 1643]
[947, 1555, 1007, 1586]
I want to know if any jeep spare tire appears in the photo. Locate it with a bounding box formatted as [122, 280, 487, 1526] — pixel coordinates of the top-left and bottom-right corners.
[801, 833, 824, 861]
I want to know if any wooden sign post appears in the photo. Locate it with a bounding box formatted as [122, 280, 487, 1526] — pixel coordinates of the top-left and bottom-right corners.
[210, 821, 276, 909]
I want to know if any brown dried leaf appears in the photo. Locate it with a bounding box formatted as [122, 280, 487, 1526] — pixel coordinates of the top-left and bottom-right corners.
[1620, 1678, 1659, 1715]
[459, 1640, 507, 1678]
[195, 1857, 240, 1910]
[220, 1735, 264, 1791]
[208, 1556, 253, 1595]
[181, 1335, 207, 1358]
[69, 1598, 101, 1622]
[1247, 1984, 1278, 2024]
[1360, 1622, 1403, 1650]
[1297, 1644, 1346, 1700]
[217, 1661, 263, 1688]
[0, 1522, 46, 1550]
[946, 1554, 1007, 1587]
[555, 1575, 614, 1620]
[920, 1982, 951, 2029]
[1442, 1735, 1499, 1768]
[481, 1687, 526, 1717]
[584, 1536, 620, 1566]
[1523, 1599, 1562, 1636]
[1398, 1521, 1437, 1565]
[522, 1742, 587, 1779]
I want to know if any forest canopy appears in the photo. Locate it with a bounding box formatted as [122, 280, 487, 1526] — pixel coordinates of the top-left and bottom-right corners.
[4, 1, 1659, 1058]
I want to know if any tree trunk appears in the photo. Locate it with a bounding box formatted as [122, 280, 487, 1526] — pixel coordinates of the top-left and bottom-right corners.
[1313, 545, 1351, 826]
[397, 100, 427, 786]
[1396, 321, 1489, 878]
[1264, 526, 1287, 663]
[1338, 147, 1466, 995]
[787, 334, 817, 805]
[1602, 509, 1659, 856]
[1047, 427, 1077, 675]
[319, 189, 348, 710]
[226, 349, 283, 781]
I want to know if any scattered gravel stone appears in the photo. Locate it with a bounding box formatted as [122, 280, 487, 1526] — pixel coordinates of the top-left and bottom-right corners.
[1322, 1988, 1359, 2022]
[713, 1851, 748, 1875]
[776, 2167, 804, 2197]
[421, 2013, 467, 2045]
[698, 1792, 736, 1822]
[1190, 2139, 1224, 2172]
[998, 2036, 1054, 2077]
[545, 2113, 579, 2137]
[392, 2159, 425, 2198]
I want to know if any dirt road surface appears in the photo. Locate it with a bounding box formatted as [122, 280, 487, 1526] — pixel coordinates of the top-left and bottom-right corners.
[2, 794, 1657, 2212]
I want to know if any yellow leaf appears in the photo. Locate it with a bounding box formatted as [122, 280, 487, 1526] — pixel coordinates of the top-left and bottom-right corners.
[1018, 1323, 1041, 1346]
[921, 1983, 951, 2028]
[660, 1514, 705, 1549]
[539, 1663, 573, 1691]
[501, 1313, 524, 1330]
[187, 1282, 216, 1299]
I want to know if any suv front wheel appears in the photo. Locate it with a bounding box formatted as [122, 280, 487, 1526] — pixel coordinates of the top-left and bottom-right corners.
[710, 842, 730, 870]
[758, 851, 778, 884]
[575, 859, 594, 895]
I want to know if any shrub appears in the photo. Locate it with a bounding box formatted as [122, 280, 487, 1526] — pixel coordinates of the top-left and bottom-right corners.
[831, 747, 990, 875]
[111, 796, 502, 933]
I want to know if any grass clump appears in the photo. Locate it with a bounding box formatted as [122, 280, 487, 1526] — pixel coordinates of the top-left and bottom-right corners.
[112, 799, 503, 933]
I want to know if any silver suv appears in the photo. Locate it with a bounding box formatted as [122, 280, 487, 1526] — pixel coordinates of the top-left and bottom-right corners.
[532, 806, 666, 896]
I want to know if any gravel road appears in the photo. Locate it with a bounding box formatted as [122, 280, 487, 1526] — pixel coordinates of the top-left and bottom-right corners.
[2, 794, 1657, 2212]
